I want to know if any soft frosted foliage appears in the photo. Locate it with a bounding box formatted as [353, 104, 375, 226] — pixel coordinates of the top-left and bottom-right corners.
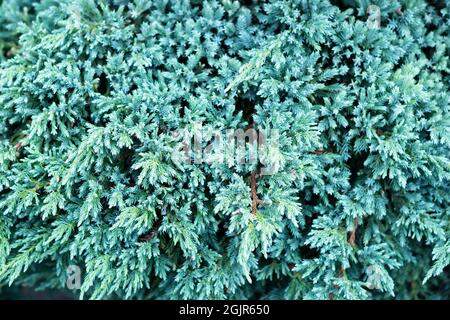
[0, 0, 449, 299]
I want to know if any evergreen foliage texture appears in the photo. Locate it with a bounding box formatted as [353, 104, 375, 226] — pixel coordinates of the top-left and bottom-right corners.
[0, 0, 449, 300]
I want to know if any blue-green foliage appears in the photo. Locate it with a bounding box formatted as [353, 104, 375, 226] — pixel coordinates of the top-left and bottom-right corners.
[0, 0, 449, 299]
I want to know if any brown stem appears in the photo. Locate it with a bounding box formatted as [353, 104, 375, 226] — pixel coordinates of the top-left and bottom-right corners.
[138, 219, 162, 242]
[138, 207, 165, 242]
[250, 171, 263, 215]
[15, 142, 23, 150]
[330, 218, 359, 299]
[310, 149, 327, 155]
[348, 217, 359, 247]
[329, 266, 346, 300]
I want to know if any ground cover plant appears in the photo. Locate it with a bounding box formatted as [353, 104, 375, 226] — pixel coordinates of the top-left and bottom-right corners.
[0, 0, 449, 299]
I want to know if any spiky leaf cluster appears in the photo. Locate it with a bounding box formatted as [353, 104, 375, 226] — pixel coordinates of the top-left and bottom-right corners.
[0, 0, 449, 299]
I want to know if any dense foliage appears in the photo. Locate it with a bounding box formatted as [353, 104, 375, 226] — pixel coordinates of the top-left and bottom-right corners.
[0, 0, 449, 300]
